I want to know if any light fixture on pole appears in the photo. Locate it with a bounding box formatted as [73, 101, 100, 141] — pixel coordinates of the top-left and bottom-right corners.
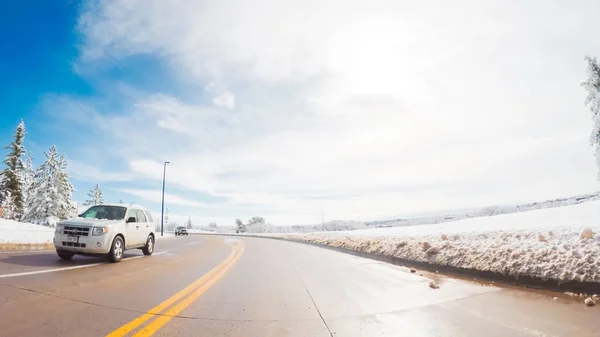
[160, 161, 170, 237]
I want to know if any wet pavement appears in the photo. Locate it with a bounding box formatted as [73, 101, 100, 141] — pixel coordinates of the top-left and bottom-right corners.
[0, 235, 597, 336]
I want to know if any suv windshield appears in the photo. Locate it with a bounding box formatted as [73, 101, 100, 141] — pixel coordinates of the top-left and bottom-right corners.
[80, 206, 127, 220]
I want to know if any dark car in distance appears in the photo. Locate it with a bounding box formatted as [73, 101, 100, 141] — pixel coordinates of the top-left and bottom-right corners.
[175, 226, 188, 236]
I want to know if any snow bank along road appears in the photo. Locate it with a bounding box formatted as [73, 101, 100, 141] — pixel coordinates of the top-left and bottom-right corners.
[257, 201, 600, 292]
[0, 235, 597, 337]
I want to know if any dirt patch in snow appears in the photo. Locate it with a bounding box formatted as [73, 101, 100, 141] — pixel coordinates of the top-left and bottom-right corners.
[426, 246, 440, 256]
[580, 228, 594, 240]
[428, 281, 439, 289]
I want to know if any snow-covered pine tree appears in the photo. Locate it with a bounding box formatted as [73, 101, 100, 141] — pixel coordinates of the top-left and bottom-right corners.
[0, 171, 5, 207]
[0, 120, 26, 220]
[23, 147, 60, 224]
[23, 146, 75, 225]
[0, 190, 13, 218]
[20, 152, 35, 216]
[84, 184, 104, 206]
[57, 153, 76, 220]
[583, 55, 600, 178]
[235, 219, 246, 233]
[186, 217, 193, 229]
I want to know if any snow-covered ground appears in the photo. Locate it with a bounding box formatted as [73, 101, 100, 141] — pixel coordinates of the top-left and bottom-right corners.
[342, 200, 600, 237]
[0, 219, 54, 244]
[187, 229, 216, 234]
[155, 232, 175, 241]
[263, 201, 600, 284]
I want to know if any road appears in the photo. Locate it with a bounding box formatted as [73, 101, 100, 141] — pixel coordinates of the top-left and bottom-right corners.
[0, 235, 597, 337]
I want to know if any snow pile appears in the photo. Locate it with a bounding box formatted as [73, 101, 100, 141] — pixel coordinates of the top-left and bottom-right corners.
[0, 218, 54, 244]
[155, 232, 175, 241]
[187, 229, 217, 234]
[266, 201, 600, 284]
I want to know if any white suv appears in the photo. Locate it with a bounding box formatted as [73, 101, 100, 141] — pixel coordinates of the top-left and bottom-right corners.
[54, 204, 155, 263]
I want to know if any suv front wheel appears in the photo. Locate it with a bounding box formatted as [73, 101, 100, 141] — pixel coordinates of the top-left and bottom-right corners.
[57, 251, 74, 260]
[142, 235, 154, 256]
[108, 236, 125, 263]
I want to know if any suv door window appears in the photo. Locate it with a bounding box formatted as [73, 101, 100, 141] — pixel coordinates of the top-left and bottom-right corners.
[125, 209, 137, 223]
[135, 210, 147, 223]
[144, 211, 153, 223]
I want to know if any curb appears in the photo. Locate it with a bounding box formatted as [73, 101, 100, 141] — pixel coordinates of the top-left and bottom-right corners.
[195, 233, 600, 294]
[0, 243, 54, 251]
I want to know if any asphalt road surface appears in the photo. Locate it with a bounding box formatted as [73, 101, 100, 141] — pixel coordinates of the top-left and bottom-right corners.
[0, 235, 598, 337]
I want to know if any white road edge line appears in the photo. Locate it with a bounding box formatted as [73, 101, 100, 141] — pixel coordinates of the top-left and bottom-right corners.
[0, 251, 168, 279]
[0, 250, 52, 255]
[0, 262, 104, 279]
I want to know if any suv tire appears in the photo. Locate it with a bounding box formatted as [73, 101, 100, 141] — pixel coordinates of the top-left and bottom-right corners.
[57, 251, 74, 260]
[108, 236, 124, 263]
[142, 235, 154, 256]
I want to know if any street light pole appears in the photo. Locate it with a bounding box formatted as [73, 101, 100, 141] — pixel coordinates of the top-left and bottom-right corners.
[160, 161, 170, 237]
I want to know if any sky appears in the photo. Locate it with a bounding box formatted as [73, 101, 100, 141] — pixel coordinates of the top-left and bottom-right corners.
[1, 0, 600, 227]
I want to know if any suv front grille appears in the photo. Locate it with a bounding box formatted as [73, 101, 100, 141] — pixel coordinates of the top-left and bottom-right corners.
[63, 226, 90, 237]
[62, 242, 87, 248]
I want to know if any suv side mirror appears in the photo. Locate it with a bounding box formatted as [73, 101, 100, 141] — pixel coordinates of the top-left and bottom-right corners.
[126, 217, 136, 223]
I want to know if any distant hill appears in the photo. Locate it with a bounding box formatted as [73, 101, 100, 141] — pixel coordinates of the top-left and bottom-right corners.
[364, 191, 600, 229]
[268, 191, 600, 233]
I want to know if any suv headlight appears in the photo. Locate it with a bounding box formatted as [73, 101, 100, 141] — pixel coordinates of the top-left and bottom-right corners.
[92, 227, 108, 236]
[55, 225, 63, 233]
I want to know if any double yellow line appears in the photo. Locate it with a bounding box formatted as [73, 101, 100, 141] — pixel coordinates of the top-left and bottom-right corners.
[107, 240, 245, 337]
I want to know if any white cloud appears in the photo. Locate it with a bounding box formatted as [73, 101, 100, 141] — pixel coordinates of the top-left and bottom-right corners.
[69, 160, 133, 182]
[212, 91, 235, 109]
[60, 0, 600, 224]
[116, 188, 207, 207]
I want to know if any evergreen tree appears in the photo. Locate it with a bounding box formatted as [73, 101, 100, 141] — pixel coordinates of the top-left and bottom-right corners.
[0, 190, 13, 218]
[186, 217, 193, 229]
[57, 154, 76, 220]
[583, 55, 600, 178]
[0, 120, 26, 220]
[0, 171, 5, 207]
[20, 152, 35, 216]
[23, 147, 60, 224]
[23, 146, 76, 224]
[84, 184, 104, 206]
[235, 219, 246, 233]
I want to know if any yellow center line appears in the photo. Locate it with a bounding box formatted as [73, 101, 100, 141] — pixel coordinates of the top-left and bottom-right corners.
[106, 239, 244, 337]
[133, 243, 245, 336]
[202, 235, 224, 244]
